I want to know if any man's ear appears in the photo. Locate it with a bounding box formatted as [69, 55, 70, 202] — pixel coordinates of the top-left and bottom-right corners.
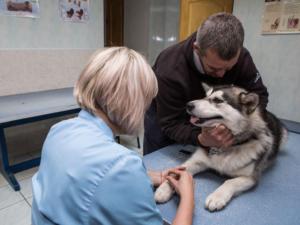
[239, 92, 259, 114]
[201, 83, 213, 96]
[193, 42, 200, 51]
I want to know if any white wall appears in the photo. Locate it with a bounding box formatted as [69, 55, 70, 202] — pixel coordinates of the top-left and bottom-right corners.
[124, 0, 180, 65]
[233, 0, 300, 122]
[0, 0, 103, 49]
[0, 1, 104, 155]
[124, 0, 150, 58]
[148, 0, 180, 65]
[0, 49, 96, 96]
[0, 0, 104, 96]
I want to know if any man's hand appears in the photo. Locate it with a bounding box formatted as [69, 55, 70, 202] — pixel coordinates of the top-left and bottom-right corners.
[198, 124, 234, 148]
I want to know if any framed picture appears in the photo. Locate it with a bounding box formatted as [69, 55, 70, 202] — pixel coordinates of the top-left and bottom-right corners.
[59, 0, 89, 23]
[262, 0, 300, 34]
[0, 0, 40, 18]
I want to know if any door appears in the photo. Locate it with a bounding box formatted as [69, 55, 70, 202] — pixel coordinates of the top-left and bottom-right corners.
[104, 0, 124, 46]
[179, 0, 233, 41]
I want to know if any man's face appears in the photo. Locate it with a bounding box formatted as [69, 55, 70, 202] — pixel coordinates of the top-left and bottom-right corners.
[194, 45, 240, 78]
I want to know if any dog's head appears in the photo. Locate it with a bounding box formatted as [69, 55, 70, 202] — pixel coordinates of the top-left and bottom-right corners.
[186, 84, 259, 134]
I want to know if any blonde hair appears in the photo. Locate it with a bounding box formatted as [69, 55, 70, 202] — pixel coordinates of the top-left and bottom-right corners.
[74, 47, 158, 135]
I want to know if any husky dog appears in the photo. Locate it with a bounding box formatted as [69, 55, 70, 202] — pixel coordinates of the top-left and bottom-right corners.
[154, 84, 287, 211]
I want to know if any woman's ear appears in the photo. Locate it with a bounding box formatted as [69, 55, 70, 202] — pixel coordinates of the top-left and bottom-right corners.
[239, 92, 259, 114]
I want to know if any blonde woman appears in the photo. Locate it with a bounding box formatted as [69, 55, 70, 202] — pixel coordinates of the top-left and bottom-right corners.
[31, 47, 194, 225]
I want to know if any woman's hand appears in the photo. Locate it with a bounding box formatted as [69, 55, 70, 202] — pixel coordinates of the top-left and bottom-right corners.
[147, 166, 187, 187]
[150, 167, 195, 225]
[147, 170, 163, 187]
[168, 168, 194, 225]
[165, 168, 194, 198]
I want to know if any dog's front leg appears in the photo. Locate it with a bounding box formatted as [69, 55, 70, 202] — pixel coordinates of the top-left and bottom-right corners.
[205, 176, 256, 211]
[154, 148, 209, 203]
[182, 148, 209, 175]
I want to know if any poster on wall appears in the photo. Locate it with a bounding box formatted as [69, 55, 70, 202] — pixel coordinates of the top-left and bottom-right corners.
[0, 0, 40, 18]
[262, 0, 300, 34]
[59, 0, 89, 23]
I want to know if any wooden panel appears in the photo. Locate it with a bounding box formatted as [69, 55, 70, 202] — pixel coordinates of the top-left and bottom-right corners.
[179, 0, 233, 41]
[105, 0, 124, 46]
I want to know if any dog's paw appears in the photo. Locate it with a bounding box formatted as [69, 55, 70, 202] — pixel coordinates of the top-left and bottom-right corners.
[205, 190, 231, 211]
[154, 181, 174, 203]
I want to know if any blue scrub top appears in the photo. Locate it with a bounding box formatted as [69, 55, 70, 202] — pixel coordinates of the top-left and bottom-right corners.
[32, 110, 163, 225]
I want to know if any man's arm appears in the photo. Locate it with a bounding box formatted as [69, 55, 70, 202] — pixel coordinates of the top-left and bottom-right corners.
[155, 74, 202, 146]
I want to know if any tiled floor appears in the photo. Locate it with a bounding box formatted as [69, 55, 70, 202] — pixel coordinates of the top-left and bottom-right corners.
[0, 134, 143, 225]
[0, 166, 36, 225]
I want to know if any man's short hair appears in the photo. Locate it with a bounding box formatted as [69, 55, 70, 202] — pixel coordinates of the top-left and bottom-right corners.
[196, 12, 244, 60]
[74, 47, 158, 134]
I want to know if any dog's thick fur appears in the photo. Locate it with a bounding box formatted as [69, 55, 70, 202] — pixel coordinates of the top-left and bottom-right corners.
[154, 84, 287, 211]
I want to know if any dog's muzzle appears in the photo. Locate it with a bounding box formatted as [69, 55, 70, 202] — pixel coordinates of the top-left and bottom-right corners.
[187, 102, 223, 125]
[186, 102, 195, 114]
[190, 115, 223, 125]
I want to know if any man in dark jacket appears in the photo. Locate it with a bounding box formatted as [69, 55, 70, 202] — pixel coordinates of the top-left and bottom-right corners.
[144, 12, 269, 155]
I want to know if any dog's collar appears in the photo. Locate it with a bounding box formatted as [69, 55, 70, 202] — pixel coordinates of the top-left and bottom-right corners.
[208, 147, 224, 155]
[232, 133, 258, 146]
[202, 133, 257, 156]
[200, 145, 224, 155]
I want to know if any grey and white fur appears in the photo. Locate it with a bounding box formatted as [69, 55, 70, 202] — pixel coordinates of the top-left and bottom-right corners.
[154, 84, 287, 212]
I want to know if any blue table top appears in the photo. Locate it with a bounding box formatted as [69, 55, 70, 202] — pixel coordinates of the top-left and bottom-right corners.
[0, 88, 79, 125]
[143, 132, 300, 225]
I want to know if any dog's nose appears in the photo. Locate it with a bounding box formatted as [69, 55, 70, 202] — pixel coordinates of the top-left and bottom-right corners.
[186, 102, 195, 112]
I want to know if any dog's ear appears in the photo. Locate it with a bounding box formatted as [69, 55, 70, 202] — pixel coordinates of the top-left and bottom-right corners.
[202, 83, 213, 96]
[239, 92, 259, 114]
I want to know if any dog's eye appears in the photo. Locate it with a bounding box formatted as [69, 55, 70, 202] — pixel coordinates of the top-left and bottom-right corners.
[212, 97, 224, 104]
